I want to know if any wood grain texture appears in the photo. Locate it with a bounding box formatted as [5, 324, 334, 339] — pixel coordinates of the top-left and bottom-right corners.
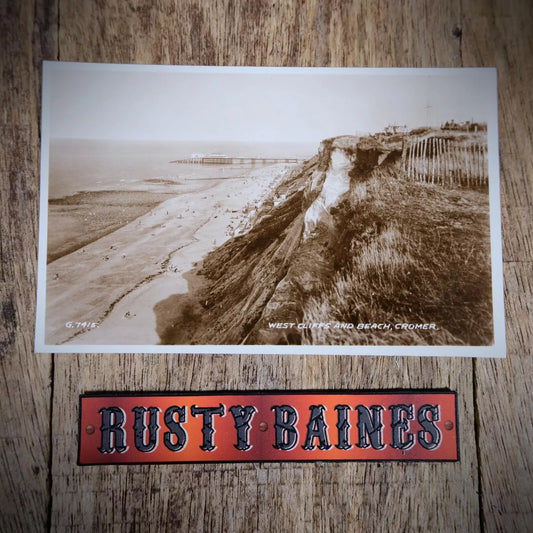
[51, 2, 479, 532]
[0, 0, 531, 531]
[462, 3, 533, 531]
[0, 1, 56, 531]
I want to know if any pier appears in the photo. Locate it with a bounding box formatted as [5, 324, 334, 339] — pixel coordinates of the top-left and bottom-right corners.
[170, 156, 305, 165]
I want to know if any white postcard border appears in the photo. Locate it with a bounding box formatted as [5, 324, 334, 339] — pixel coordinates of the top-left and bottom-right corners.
[35, 63, 506, 357]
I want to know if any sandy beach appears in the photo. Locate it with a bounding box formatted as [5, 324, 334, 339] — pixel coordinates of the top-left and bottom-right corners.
[44, 164, 293, 346]
[47, 190, 179, 263]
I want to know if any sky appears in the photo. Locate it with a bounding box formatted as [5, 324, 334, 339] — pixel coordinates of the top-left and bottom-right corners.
[45, 63, 497, 144]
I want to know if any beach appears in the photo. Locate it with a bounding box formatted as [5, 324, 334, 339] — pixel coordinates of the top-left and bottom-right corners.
[44, 164, 293, 346]
[47, 189, 179, 263]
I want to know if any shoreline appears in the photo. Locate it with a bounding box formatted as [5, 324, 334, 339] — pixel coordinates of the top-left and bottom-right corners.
[47, 190, 178, 263]
[45, 164, 294, 346]
[46, 176, 235, 263]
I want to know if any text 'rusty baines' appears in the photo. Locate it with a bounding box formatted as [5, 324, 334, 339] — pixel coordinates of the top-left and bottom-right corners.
[79, 391, 458, 464]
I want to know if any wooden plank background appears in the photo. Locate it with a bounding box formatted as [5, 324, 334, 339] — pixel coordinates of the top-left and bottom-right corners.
[1, 0, 531, 531]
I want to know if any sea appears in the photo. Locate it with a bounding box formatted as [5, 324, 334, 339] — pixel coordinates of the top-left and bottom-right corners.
[48, 139, 317, 199]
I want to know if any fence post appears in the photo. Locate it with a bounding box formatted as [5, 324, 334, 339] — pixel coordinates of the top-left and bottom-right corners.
[442, 139, 450, 185]
[401, 139, 406, 177]
[423, 137, 428, 183]
[413, 139, 420, 181]
[441, 138, 445, 185]
[407, 142, 413, 179]
[429, 137, 433, 184]
[467, 144, 472, 186]
[413, 138, 418, 181]
[435, 137, 441, 183]
[482, 144, 488, 185]
[474, 143, 479, 186]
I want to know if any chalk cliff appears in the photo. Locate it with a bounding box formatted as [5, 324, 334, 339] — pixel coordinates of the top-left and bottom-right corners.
[157, 130, 493, 347]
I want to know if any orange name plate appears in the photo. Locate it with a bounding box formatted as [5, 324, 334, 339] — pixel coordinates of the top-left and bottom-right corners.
[78, 391, 458, 465]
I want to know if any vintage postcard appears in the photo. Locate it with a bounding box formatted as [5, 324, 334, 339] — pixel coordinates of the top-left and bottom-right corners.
[35, 63, 505, 356]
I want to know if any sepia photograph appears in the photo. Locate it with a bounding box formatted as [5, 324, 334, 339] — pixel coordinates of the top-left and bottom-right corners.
[35, 63, 505, 356]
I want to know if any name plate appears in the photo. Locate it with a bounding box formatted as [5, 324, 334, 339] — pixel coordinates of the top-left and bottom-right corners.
[79, 391, 458, 464]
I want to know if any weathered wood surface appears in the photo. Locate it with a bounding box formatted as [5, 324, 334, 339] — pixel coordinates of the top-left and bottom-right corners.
[1, 1, 56, 531]
[1, 0, 531, 531]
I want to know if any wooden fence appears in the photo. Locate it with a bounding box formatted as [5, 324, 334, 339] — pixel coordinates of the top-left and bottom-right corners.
[402, 136, 488, 187]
